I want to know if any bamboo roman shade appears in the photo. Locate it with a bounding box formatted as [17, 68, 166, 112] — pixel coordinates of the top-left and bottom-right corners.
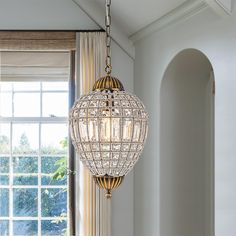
[0, 31, 75, 81]
[0, 51, 70, 81]
[0, 31, 76, 50]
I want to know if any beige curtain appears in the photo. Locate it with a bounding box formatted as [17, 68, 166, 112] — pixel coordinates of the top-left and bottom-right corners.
[76, 32, 111, 236]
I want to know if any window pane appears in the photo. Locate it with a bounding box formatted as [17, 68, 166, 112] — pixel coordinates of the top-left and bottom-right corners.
[13, 156, 38, 173]
[12, 124, 39, 154]
[41, 124, 68, 155]
[0, 157, 9, 173]
[41, 156, 67, 186]
[42, 82, 68, 91]
[41, 176, 66, 186]
[0, 124, 10, 154]
[0, 82, 12, 92]
[0, 189, 9, 216]
[0, 92, 12, 117]
[13, 188, 38, 217]
[41, 220, 67, 236]
[13, 176, 38, 185]
[42, 92, 68, 117]
[13, 82, 40, 91]
[14, 93, 40, 117]
[0, 176, 9, 185]
[41, 188, 67, 217]
[13, 220, 38, 236]
[0, 82, 12, 117]
[0, 220, 9, 235]
[41, 156, 64, 174]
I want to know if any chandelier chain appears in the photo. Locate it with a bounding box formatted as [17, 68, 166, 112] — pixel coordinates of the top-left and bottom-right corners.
[105, 0, 112, 75]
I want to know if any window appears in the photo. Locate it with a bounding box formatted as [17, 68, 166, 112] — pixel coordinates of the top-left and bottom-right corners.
[0, 51, 71, 236]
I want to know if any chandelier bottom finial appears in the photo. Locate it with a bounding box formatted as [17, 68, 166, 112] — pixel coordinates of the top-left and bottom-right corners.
[93, 175, 124, 198]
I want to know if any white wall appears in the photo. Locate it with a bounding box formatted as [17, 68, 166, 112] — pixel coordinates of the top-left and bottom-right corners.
[0, 1, 134, 235]
[111, 40, 134, 236]
[134, 6, 236, 236]
[160, 49, 213, 236]
[0, 0, 98, 30]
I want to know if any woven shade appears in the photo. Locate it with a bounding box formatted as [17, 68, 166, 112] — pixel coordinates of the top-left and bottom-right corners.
[0, 31, 76, 50]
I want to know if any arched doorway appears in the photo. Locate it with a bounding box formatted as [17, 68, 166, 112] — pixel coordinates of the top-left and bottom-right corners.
[160, 49, 214, 236]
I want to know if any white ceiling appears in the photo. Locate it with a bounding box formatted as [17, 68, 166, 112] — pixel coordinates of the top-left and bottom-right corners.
[94, 0, 188, 36]
[75, 0, 232, 58]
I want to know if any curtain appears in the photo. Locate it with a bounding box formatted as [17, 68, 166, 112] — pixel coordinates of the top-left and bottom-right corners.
[76, 32, 111, 236]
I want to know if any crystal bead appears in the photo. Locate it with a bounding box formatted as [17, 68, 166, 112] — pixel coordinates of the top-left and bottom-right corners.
[101, 144, 109, 151]
[118, 161, 125, 167]
[99, 101, 107, 107]
[123, 109, 132, 117]
[113, 100, 120, 106]
[79, 109, 86, 117]
[88, 109, 98, 117]
[92, 144, 99, 151]
[111, 161, 118, 167]
[102, 152, 110, 159]
[94, 152, 101, 160]
[96, 161, 102, 168]
[112, 153, 120, 159]
[137, 144, 143, 151]
[122, 144, 130, 151]
[127, 153, 135, 160]
[130, 101, 137, 107]
[83, 144, 90, 152]
[112, 144, 121, 151]
[81, 101, 88, 107]
[101, 109, 110, 117]
[90, 100, 98, 107]
[103, 161, 110, 168]
[80, 153, 86, 161]
[111, 108, 120, 116]
[88, 161, 95, 167]
[86, 153, 93, 160]
[121, 100, 130, 107]
[121, 152, 128, 159]
[131, 144, 137, 151]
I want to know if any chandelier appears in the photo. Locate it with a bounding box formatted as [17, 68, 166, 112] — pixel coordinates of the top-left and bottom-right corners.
[69, 0, 149, 198]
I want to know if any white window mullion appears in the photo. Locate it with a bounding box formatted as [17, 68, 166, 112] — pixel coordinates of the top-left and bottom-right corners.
[38, 122, 42, 236]
[0, 185, 65, 189]
[0, 117, 67, 123]
[9, 83, 13, 236]
[9, 122, 13, 236]
[38, 82, 43, 236]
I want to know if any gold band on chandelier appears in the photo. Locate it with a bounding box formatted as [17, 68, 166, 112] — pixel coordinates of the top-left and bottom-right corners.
[94, 175, 124, 198]
[92, 75, 124, 91]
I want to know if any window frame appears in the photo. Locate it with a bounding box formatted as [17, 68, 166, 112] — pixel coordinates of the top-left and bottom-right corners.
[0, 50, 76, 236]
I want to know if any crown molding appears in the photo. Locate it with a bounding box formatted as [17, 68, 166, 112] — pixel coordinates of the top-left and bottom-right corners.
[72, 0, 231, 55]
[72, 0, 135, 60]
[130, 0, 208, 43]
[205, 0, 232, 16]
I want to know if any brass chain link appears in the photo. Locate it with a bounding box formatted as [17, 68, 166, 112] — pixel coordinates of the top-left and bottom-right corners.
[105, 0, 112, 75]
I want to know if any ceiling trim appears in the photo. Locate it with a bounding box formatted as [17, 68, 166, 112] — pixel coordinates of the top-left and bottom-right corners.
[72, 0, 135, 59]
[130, 0, 208, 43]
[205, 0, 232, 16]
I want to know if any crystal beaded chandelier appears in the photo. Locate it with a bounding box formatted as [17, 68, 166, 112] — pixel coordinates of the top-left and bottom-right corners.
[69, 0, 149, 198]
